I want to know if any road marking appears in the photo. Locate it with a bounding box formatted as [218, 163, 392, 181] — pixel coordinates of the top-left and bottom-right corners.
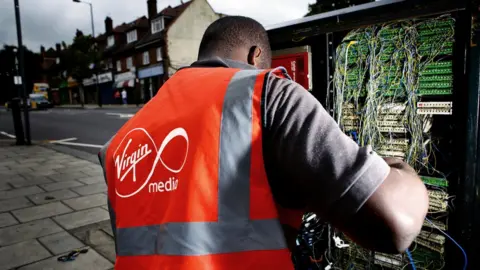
[0, 131, 16, 139]
[106, 113, 134, 119]
[50, 137, 78, 143]
[51, 141, 103, 149]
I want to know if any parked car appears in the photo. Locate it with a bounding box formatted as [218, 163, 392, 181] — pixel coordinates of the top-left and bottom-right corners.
[4, 94, 52, 111]
[29, 93, 53, 109]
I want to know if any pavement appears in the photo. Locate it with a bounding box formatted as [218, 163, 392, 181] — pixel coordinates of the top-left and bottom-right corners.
[0, 107, 140, 155]
[0, 140, 115, 270]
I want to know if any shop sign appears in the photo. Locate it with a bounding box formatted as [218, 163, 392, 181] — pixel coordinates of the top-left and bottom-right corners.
[115, 71, 136, 82]
[138, 64, 164, 79]
[83, 72, 113, 86]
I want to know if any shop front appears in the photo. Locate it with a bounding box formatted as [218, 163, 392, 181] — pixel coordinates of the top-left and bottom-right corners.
[58, 77, 79, 105]
[83, 72, 114, 104]
[114, 70, 136, 105]
[138, 64, 164, 102]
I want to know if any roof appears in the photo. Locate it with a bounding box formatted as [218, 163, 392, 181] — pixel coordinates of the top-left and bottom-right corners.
[43, 47, 57, 58]
[101, 16, 149, 55]
[266, 0, 403, 31]
[136, 31, 165, 49]
[113, 16, 149, 33]
[136, 1, 192, 48]
[153, 1, 192, 20]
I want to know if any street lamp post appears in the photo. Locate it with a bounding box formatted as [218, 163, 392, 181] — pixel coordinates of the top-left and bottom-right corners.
[13, 0, 31, 145]
[73, 0, 102, 107]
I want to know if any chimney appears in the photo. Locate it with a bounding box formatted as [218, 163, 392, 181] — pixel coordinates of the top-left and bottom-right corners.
[40, 46, 45, 55]
[55, 43, 61, 52]
[105, 16, 113, 33]
[147, 0, 157, 20]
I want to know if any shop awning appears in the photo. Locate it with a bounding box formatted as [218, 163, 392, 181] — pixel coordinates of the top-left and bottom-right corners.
[115, 80, 135, 88]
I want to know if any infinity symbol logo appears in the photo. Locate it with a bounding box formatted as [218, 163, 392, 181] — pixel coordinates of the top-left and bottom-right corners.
[113, 127, 189, 198]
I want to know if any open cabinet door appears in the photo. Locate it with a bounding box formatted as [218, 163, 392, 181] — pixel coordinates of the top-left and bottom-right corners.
[272, 46, 312, 91]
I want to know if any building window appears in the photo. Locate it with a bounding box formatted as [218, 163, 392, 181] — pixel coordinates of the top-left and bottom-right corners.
[156, 47, 162, 61]
[107, 35, 115, 47]
[126, 30, 137, 43]
[126, 57, 133, 69]
[56, 57, 60, 64]
[143, 51, 150, 65]
[151, 17, 164, 34]
[116, 60, 122, 72]
[108, 60, 113, 69]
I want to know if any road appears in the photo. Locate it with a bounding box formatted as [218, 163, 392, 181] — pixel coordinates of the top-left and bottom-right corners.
[0, 107, 140, 154]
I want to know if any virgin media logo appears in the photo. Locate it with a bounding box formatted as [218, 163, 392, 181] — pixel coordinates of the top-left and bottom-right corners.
[113, 127, 189, 198]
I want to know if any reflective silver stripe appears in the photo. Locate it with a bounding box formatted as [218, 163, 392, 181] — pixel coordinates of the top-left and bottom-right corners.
[116, 70, 287, 256]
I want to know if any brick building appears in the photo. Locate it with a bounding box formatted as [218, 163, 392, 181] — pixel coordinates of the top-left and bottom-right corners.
[41, 0, 222, 105]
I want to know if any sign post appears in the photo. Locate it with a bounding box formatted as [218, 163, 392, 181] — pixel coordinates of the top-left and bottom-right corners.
[13, 0, 31, 145]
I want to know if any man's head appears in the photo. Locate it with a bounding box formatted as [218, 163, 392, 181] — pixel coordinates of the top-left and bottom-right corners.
[198, 16, 272, 69]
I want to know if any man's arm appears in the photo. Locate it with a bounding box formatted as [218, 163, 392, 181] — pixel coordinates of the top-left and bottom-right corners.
[263, 77, 428, 253]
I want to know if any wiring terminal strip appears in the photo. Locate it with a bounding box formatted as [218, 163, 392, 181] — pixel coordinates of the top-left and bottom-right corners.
[415, 238, 445, 254]
[379, 144, 408, 152]
[379, 103, 406, 114]
[417, 102, 453, 115]
[386, 138, 409, 146]
[374, 253, 404, 268]
[331, 15, 455, 269]
[423, 219, 447, 231]
[421, 176, 449, 188]
[378, 126, 407, 133]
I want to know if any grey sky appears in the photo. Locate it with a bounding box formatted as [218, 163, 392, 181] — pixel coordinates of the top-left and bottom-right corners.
[0, 0, 313, 52]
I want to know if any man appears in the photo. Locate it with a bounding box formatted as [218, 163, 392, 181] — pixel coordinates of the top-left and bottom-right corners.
[99, 16, 428, 270]
[121, 89, 127, 105]
[114, 90, 121, 104]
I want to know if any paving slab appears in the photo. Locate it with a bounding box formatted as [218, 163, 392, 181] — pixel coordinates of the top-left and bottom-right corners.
[102, 225, 114, 237]
[71, 183, 107, 196]
[83, 229, 116, 262]
[0, 185, 44, 200]
[18, 248, 113, 270]
[0, 212, 18, 228]
[39, 180, 84, 191]
[12, 202, 73, 223]
[54, 207, 110, 230]
[0, 196, 34, 213]
[0, 182, 11, 191]
[7, 162, 40, 170]
[28, 189, 79, 205]
[0, 218, 64, 246]
[76, 175, 105, 185]
[48, 171, 88, 182]
[39, 231, 85, 255]
[0, 239, 52, 270]
[63, 193, 108, 211]
[0, 160, 18, 167]
[9, 176, 53, 188]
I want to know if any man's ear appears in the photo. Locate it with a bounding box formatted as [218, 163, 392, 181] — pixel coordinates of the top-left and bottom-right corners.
[247, 46, 262, 67]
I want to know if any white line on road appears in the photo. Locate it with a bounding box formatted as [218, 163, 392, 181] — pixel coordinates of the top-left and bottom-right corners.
[106, 113, 134, 118]
[50, 137, 78, 143]
[51, 141, 103, 149]
[0, 131, 16, 139]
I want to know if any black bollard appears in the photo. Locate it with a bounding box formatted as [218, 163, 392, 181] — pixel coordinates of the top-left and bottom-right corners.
[10, 98, 25, 145]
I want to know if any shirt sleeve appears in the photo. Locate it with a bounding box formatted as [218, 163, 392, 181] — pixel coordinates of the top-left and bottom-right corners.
[262, 76, 390, 221]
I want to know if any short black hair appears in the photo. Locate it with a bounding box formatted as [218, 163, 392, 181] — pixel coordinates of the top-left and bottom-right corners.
[198, 16, 272, 68]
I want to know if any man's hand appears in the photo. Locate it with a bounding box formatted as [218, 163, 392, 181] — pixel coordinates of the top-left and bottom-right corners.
[334, 159, 429, 253]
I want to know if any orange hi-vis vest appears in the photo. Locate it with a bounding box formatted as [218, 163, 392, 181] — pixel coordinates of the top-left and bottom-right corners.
[100, 67, 296, 270]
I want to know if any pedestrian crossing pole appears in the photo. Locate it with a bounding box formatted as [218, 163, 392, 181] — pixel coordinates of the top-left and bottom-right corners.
[13, 0, 31, 145]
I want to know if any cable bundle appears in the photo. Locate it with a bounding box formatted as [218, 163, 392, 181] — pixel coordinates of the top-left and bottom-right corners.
[329, 15, 457, 270]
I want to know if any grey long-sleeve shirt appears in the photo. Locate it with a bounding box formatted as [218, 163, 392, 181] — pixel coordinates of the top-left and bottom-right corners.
[189, 58, 390, 221]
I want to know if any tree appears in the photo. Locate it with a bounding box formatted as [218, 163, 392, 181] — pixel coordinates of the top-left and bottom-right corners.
[0, 45, 42, 104]
[305, 0, 374, 16]
[58, 30, 100, 106]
